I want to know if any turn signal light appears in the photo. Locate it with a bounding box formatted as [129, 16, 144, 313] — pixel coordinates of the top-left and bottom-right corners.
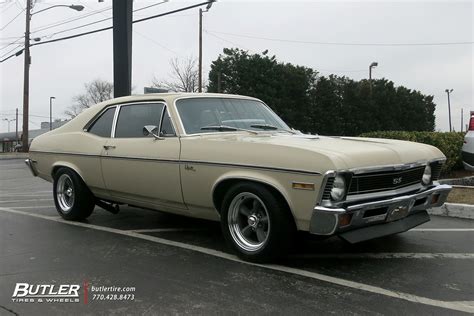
[339, 214, 353, 227]
[292, 182, 315, 190]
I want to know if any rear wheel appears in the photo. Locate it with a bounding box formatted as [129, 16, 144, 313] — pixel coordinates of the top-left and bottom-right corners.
[53, 168, 95, 220]
[220, 182, 295, 262]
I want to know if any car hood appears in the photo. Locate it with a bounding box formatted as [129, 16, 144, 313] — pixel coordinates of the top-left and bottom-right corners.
[184, 132, 445, 172]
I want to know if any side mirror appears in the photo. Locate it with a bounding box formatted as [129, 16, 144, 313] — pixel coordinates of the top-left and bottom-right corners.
[143, 125, 163, 140]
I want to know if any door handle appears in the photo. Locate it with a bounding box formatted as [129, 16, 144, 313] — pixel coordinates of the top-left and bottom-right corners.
[103, 145, 116, 150]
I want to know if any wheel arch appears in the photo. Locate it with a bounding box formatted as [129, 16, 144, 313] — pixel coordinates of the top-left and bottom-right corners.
[211, 175, 296, 227]
[51, 162, 86, 183]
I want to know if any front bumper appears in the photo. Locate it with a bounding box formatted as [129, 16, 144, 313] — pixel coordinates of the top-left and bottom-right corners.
[25, 158, 38, 177]
[309, 184, 452, 241]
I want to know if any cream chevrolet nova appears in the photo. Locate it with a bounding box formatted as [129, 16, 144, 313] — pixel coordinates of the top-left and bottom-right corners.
[26, 93, 452, 262]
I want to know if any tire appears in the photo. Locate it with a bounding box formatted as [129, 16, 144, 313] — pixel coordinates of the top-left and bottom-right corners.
[220, 182, 296, 262]
[53, 168, 95, 220]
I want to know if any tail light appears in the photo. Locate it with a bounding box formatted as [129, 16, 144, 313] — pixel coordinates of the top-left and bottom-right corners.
[469, 115, 474, 131]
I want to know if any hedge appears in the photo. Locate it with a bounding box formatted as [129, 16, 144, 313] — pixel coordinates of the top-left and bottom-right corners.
[358, 131, 465, 174]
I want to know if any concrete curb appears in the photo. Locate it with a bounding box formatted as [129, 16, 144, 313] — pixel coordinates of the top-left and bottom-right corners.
[428, 203, 474, 220]
[0, 153, 28, 160]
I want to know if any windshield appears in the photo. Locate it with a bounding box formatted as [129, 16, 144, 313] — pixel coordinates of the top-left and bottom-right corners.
[176, 98, 291, 134]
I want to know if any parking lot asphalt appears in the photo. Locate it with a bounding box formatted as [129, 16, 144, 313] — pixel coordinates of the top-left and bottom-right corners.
[0, 159, 473, 315]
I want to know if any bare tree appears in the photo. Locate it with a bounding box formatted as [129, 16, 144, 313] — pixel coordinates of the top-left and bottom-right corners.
[65, 79, 113, 118]
[152, 57, 202, 92]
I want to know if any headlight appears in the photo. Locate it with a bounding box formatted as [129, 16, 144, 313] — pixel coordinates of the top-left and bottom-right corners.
[422, 165, 432, 185]
[330, 175, 346, 201]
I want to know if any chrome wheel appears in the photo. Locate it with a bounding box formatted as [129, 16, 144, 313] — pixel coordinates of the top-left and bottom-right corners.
[56, 174, 75, 213]
[228, 192, 270, 252]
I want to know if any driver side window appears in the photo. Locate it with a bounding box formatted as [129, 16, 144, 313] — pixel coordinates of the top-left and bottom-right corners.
[115, 103, 164, 138]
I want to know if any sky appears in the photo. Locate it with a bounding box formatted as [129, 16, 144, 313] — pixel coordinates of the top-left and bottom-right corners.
[0, 0, 472, 133]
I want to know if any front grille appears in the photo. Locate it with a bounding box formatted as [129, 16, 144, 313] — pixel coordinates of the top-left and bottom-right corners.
[321, 177, 335, 200]
[431, 162, 442, 181]
[348, 166, 425, 195]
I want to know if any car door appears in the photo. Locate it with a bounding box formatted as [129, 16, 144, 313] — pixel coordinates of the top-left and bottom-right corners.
[100, 102, 185, 211]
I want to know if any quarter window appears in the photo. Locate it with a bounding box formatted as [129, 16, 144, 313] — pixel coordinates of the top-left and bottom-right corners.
[88, 107, 116, 137]
[160, 109, 176, 137]
[115, 103, 165, 138]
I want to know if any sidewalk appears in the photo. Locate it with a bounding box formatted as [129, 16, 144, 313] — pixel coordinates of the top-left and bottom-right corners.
[429, 203, 474, 220]
[0, 152, 28, 160]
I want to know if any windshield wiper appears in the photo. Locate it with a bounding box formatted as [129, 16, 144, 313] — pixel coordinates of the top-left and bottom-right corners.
[250, 124, 297, 134]
[200, 125, 258, 134]
[250, 124, 278, 130]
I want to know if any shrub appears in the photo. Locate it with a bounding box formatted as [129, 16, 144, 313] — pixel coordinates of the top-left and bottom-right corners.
[358, 131, 465, 175]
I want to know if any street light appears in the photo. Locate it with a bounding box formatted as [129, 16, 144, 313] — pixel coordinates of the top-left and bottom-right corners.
[445, 89, 453, 132]
[50, 96, 56, 131]
[3, 118, 15, 132]
[369, 62, 378, 94]
[369, 62, 378, 81]
[32, 4, 84, 16]
[198, 0, 216, 92]
[22, 2, 84, 152]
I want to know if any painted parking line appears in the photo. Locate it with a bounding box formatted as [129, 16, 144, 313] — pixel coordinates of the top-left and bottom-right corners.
[8, 205, 56, 209]
[0, 207, 472, 314]
[0, 198, 52, 203]
[291, 253, 474, 259]
[130, 228, 206, 233]
[409, 228, 474, 232]
[0, 192, 51, 197]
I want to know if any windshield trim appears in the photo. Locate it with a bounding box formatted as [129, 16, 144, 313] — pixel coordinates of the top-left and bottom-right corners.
[173, 96, 291, 136]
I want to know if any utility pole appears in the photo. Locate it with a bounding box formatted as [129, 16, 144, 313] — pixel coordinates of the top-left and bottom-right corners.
[198, 8, 202, 92]
[20, 3, 82, 151]
[198, 1, 215, 93]
[113, 0, 133, 97]
[15, 108, 18, 145]
[49, 96, 55, 131]
[461, 108, 463, 133]
[445, 89, 453, 132]
[22, 0, 31, 152]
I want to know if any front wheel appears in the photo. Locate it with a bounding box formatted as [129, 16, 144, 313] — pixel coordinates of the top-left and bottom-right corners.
[53, 168, 95, 220]
[220, 182, 295, 262]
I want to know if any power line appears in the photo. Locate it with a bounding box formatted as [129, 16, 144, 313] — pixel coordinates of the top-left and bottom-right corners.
[206, 30, 474, 47]
[0, 0, 15, 14]
[205, 30, 250, 51]
[79, 0, 180, 57]
[32, 6, 112, 34]
[34, 0, 168, 40]
[0, 43, 23, 59]
[0, 8, 25, 31]
[205, 31, 369, 74]
[1, 112, 63, 120]
[0, 37, 23, 52]
[0, 1, 215, 63]
[0, 45, 23, 62]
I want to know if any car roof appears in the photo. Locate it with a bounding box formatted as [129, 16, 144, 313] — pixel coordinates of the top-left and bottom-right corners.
[103, 92, 260, 106]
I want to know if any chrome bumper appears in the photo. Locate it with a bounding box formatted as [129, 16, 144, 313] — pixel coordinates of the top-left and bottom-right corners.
[25, 158, 38, 177]
[309, 184, 452, 238]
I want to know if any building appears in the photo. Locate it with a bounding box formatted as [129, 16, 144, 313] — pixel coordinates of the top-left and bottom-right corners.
[0, 119, 69, 152]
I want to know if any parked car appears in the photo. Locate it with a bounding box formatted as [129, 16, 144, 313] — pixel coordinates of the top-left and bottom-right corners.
[462, 111, 474, 171]
[25, 93, 452, 262]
